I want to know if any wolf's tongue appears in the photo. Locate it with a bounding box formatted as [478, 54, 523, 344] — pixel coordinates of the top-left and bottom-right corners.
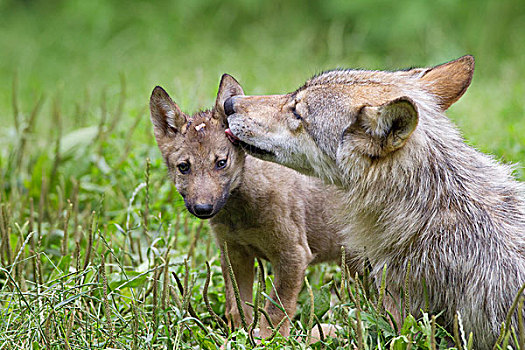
[225, 128, 240, 145]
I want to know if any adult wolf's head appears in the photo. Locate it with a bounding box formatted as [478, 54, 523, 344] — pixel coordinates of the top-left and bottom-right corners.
[149, 74, 245, 219]
[225, 56, 474, 184]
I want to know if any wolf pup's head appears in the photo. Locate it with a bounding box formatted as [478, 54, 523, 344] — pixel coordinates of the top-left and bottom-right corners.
[225, 56, 474, 184]
[149, 74, 245, 219]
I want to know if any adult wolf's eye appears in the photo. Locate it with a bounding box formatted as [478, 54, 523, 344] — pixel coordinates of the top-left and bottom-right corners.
[216, 159, 227, 169]
[177, 162, 190, 174]
[291, 107, 302, 120]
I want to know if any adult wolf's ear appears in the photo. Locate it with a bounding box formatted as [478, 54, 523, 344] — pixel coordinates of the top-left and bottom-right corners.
[150, 86, 186, 138]
[213, 74, 244, 123]
[416, 55, 475, 110]
[341, 97, 418, 158]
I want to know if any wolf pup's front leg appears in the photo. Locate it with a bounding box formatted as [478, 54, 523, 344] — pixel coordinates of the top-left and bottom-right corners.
[259, 245, 311, 338]
[219, 240, 255, 329]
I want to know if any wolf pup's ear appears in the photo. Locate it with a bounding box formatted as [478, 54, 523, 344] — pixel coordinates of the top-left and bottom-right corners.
[150, 86, 186, 138]
[417, 55, 475, 111]
[213, 74, 244, 124]
[343, 97, 418, 158]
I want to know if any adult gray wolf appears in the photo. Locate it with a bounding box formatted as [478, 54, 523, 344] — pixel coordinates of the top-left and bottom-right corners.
[224, 56, 525, 348]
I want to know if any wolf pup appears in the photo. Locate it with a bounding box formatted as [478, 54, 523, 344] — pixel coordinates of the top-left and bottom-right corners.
[149, 74, 358, 338]
[224, 56, 525, 348]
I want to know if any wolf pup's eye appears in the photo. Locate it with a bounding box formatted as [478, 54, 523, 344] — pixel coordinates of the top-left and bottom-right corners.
[216, 159, 227, 169]
[291, 107, 302, 120]
[177, 162, 190, 174]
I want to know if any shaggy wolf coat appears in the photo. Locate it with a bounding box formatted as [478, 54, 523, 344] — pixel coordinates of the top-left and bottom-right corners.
[225, 56, 525, 348]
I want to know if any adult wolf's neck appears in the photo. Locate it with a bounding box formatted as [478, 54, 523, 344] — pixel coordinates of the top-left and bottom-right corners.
[341, 107, 524, 260]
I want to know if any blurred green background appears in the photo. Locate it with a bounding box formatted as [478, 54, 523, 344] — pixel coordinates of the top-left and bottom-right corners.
[1, 2, 524, 346]
[1, 0, 524, 169]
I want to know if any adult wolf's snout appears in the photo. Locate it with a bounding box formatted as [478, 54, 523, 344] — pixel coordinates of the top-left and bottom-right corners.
[224, 96, 237, 116]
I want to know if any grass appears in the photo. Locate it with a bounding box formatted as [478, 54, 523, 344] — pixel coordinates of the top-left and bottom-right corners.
[1, 0, 525, 348]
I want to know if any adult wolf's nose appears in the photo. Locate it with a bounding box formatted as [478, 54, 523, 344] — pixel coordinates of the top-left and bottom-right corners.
[193, 203, 214, 218]
[224, 96, 237, 116]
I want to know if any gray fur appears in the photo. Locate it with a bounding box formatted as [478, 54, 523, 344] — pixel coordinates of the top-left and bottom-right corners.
[225, 56, 525, 348]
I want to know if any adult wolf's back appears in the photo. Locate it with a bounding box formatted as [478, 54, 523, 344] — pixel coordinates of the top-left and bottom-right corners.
[225, 56, 525, 349]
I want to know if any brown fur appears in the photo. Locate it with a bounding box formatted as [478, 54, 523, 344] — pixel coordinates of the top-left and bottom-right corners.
[225, 56, 525, 349]
[149, 75, 359, 338]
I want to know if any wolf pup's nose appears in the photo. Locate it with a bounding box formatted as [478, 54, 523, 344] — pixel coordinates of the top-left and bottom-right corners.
[193, 203, 214, 217]
[224, 97, 236, 116]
